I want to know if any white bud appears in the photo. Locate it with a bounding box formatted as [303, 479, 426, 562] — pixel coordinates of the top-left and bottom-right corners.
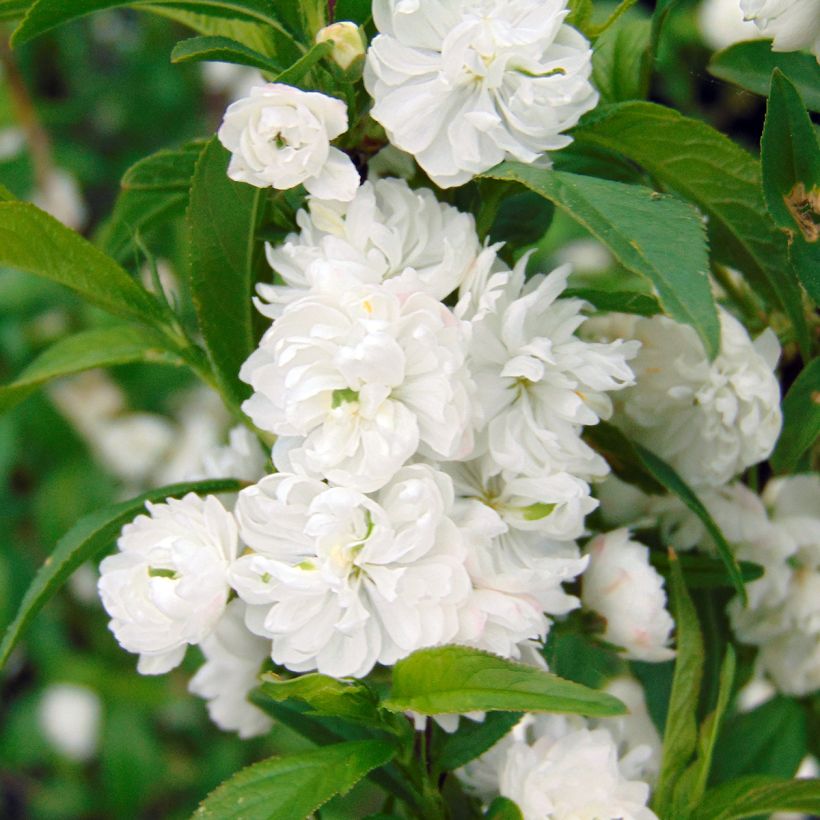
[316, 21, 365, 71]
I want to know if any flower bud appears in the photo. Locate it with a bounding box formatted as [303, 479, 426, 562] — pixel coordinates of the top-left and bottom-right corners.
[316, 21, 365, 71]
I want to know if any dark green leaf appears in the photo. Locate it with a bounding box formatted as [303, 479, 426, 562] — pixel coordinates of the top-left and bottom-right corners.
[0, 325, 188, 414]
[482, 162, 719, 358]
[584, 421, 666, 495]
[193, 740, 397, 820]
[274, 40, 333, 85]
[13, 0, 287, 45]
[0, 202, 167, 328]
[438, 711, 523, 772]
[489, 190, 555, 248]
[0, 0, 31, 20]
[485, 797, 524, 820]
[171, 35, 283, 73]
[0, 478, 242, 672]
[187, 137, 261, 407]
[591, 18, 651, 105]
[771, 358, 820, 472]
[694, 776, 820, 820]
[573, 102, 811, 357]
[120, 141, 204, 192]
[563, 287, 661, 316]
[711, 697, 808, 785]
[634, 442, 746, 602]
[0, 182, 15, 200]
[652, 551, 704, 818]
[333, 0, 371, 25]
[650, 552, 764, 590]
[382, 646, 627, 718]
[709, 41, 820, 114]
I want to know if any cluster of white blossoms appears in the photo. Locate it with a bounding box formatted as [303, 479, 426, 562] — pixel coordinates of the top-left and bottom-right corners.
[458, 679, 661, 818]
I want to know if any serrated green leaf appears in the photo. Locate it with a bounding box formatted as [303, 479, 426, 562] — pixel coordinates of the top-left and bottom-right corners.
[187, 137, 261, 408]
[482, 163, 719, 358]
[485, 796, 524, 820]
[0, 478, 242, 673]
[652, 551, 704, 818]
[694, 776, 820, 820]
[771, 358, 820, 472]
[633, 441, 746, 602]
[193, 740, 397, 820]
[12, 0, 287, 45]
[382, 646, 627, 718]
[591, 18, 651, 104]
[0, 202, 166, 328]
[171, 35, 283, 73]
[573, 102, 811, 357]
[0, 325, 188, 414]
[709, 41, 820, 114]
[563, 287, 661, 316]
[438, 711, 523, 772]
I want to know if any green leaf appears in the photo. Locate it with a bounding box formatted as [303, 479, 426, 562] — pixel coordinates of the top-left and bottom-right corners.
[274, 40, 334, 85]
[0, 0, 31, 20]
[711, 697, 808, 785]
[632, 441, 747, 602]
[12, 0, 287, 45]
[591, 18, 651, 104]
[649, 552, 763, 591]
[489, 190, 555, 248]
[709, 41, 820, 114]
[0, 325, 188, 414]
[673, 646, 736, 815]
[0, 202, 167, 329]
[573, 102, 811, 357]
[193, 740, 397, 820]
[333, 0, 371, 25]
[120, 141, 204, 192]
[485, 797, 524, 820]
[652, 551, 705, 818]
[694, 776, 820, 820]
[187, 137, 262, 408]
[583, 421, 665, 495]
[171, 35, 283, 73]
[382, 646, 627, 718]
[0, 182, 15, 200]
[259, 673, 387, 730]
[563, 287, 661, 316]
[770, 358, 820, 472]
[0, 478, 242, 673]
[438, 711, 523, 772]
[482, 162, 719, 358]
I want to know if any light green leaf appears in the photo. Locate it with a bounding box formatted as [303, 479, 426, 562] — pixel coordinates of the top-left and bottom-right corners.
[632, 441, 746, 602]
[0, 325, 188, 414]
[0, 478, 242, 673]
[0, 202, 166, 328]
[437, 711, 523, 772]
[482, 162, 719, 358]
[573, 101, 811, 357]
[652, 551, 704, 818]
[770, 358, 820, 472]
[382, 646, 627, 718]
[0, 182, 15, 200]
[694, 776, 820, 820]
[592, 18, 651, 105]
[171, 35, 283, 73]
[12, 0, 286, 45]
[187, 137, 262, 408]
[709, 41, 820, 114]
[485, 797, 524, 820]
[193, 740, 397, 820]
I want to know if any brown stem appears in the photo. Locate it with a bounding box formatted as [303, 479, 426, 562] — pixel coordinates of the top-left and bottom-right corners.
[0, 33, 53, 190]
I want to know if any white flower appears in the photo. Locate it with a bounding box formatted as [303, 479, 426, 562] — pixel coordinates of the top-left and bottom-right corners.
[241, 284, 475, 492]
[582, 529, 675, 662]
[364, 0, 599, 187]
[740, 0, 820, 58]
[38, 684, 102, 762]
[200, 425, 268, 484]
[316, 21, 366, 70]
[258, 178, 488, 315]
[698, 0, 762, 50]
[98, 493, 239, 674]
[189, 600, 274, 739]
[230, 465, 471, 678]
[218, 83, 359, 200]
[459, 714, 658, 819]
[33, 169, 88, 230]
[470, 264, 638, 480]
[596, 310, 781, 489]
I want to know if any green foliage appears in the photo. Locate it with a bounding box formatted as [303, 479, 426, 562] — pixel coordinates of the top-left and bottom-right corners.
[694, 776, 820, 820]
[383, 645, 627, 718]
[437, 712, 523, 772]
[591, 18, 651, 104]
[770, 358, 820, 472]
[709, 41, 820, 113]
[193, 740, 397, 820]
[484, 797, 523, 820]
[482, 162, 720, 358]
[171, 34, 284, 73]
[0, 477, 242, 672]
